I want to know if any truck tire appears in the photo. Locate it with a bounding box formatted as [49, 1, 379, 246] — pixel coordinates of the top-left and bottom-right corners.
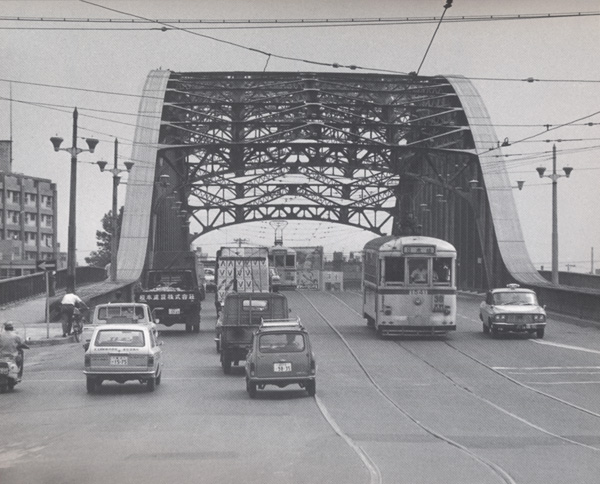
[221, 354, 232, 374]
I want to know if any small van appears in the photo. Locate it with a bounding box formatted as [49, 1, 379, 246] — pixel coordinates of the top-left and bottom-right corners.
[82, 302, 158, 350]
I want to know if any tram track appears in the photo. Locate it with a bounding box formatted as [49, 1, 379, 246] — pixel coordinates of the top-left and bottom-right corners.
[321, 291, 600, 453]
[298, 291, 518, 484]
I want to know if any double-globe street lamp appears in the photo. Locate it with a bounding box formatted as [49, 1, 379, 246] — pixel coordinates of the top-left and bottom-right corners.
[50, 108, 99, 292]
[536, 144, 573, 285]
[96, 138, 134, 282]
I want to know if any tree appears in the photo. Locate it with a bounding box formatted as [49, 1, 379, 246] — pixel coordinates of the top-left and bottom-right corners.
[85, 207, 124, 268]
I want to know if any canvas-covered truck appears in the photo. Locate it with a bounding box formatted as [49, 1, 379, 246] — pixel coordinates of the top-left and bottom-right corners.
[215, 246, 270, 315]
[136, 251, 203, 333]
[216, 292, 289, 374]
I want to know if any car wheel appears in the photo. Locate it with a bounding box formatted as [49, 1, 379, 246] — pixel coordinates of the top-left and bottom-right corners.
[246, 379, 257, 398]
[536, 328, 545, 339]
[306, 380, 316, 397]
[147, 376, 156, 392]
[364, 314, 375, 327]
[86, 376, 97, 394]
[156, 371, 162, 386]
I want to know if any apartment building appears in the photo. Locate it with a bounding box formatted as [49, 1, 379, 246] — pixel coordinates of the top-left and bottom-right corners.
[0, 140, 59, 278]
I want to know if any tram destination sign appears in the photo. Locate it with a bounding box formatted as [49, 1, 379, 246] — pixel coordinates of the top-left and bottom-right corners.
[403, 245, 436, 255]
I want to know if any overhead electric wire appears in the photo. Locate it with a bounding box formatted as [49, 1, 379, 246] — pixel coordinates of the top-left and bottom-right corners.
[1, 10, 598, 27]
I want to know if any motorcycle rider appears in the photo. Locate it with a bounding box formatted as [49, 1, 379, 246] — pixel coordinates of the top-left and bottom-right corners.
[0, 322, 28, 376]
[60, 291, 88, 337]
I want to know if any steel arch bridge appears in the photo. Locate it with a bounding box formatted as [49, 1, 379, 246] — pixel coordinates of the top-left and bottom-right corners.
[117, 70, 548, 291]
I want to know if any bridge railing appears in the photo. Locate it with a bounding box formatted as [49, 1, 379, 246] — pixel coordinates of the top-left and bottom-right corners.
[0, 267, 107, 307]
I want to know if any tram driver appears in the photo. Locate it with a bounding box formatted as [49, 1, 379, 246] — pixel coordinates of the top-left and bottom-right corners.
[410, 260, 428, 284]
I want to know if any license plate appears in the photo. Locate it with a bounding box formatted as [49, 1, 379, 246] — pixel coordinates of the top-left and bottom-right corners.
[169, 308, 180, 315]
[0, 368, 8, 375]
[274, 362, 292, 372]
[110, 356, 128, 366]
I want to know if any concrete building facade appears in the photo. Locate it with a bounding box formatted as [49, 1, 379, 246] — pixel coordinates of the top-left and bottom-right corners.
[0, 140, 59, 278]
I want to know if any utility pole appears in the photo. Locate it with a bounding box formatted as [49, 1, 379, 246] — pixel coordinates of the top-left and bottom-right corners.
[233, 238, 247, 247]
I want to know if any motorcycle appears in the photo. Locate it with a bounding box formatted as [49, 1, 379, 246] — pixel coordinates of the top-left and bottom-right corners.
[0, 343, 29, 393]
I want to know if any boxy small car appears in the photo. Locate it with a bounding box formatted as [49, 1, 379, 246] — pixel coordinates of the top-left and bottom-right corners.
[245, 318, 316, 398]
[480, 284, 546, 338]
[84, 324, 163, 393]
[82, 302, 158, 351]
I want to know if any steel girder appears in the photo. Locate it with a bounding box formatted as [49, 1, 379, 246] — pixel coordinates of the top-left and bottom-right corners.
[143, 71, 536, 290]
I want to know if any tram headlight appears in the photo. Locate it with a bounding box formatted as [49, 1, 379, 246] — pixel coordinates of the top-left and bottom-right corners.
[383, 306, 392, 315]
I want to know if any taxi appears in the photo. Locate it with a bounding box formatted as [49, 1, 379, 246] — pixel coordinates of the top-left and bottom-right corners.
[244, 318, 316, 398]
[84, 324, 163, 393]
[479, 284, 546, 338]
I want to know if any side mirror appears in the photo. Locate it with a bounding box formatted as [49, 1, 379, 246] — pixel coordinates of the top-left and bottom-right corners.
[154, 318, 160, 325]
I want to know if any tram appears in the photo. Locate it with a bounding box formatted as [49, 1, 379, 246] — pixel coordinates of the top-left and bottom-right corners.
[362, 235, 457, 337]
[268, 244, 297, 290]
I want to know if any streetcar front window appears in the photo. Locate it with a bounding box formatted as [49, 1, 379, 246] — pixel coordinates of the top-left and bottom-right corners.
[409, 258, 428, 284]
[433, 257, 452, 285]
[384, 256, 405, 284]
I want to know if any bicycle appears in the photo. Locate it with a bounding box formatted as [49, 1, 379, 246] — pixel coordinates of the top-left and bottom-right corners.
[70, 307, 86, 343]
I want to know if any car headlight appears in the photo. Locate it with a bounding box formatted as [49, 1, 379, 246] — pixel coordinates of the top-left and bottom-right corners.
[533, 314, 546, 322]
[493, 314, 507, 321]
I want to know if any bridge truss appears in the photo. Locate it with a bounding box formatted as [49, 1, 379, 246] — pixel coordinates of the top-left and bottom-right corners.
[118, 70, 547, 291]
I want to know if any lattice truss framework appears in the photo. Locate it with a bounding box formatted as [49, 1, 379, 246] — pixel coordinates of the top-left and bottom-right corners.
[155, 72, 486, 239]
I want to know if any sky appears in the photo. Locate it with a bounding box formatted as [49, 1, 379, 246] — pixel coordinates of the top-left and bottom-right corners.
[1, 0, 599, 271]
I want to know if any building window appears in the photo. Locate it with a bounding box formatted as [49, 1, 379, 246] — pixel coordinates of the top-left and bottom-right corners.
[25, 193, 38, 207]
[8, 191, 21, 204]
[25, 212, 37, 226]
[7, 210, 20, 224]
[25, 232, 37, 245]
[41, 233, 53, 247]
[41, 214, 53, 227]
[41, 195, 53, 208]
[26, 251, 38, 260]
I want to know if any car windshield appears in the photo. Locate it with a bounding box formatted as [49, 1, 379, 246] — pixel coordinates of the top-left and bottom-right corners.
[259, 333, 305, 353]
[94, 329, 145, 347]
[97, 306, 145, 322]
[493, 292, 538, 305]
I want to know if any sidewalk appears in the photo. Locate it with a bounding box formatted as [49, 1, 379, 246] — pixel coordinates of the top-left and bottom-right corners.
[0, 295, 75, 346]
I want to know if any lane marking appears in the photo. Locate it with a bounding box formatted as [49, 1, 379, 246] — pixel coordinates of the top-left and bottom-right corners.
[315, 396, 382, 484]
[526, 381, 600, 385]
[531, 340, 600, 355]
[494, 366, 600, 371]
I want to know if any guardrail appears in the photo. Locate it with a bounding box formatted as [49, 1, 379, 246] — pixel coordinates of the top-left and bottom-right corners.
[0, 267, 107, 306]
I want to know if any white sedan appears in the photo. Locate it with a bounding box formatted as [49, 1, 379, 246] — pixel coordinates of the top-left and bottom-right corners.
[84, 324, 163, 393]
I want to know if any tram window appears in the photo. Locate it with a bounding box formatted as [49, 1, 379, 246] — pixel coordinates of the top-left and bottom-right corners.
[274, 254, 285, 267]
[409, 258, 428, 284]
[384, 257, 405, 284]
[433, 258, 452, 284]
[285, 255, 295, 268]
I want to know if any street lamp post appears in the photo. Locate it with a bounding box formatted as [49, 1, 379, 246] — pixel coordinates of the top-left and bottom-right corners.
[50, 108, 99, 292]
[536, 144, 573, 285]
[96, 139, 134, 282]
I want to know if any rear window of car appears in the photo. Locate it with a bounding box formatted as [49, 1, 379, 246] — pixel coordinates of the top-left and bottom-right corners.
[258, 333, 305, 353]
[94, 329, 145, 347]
